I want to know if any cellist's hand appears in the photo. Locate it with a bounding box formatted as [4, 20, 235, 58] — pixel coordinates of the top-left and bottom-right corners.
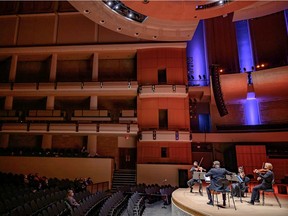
[257, 177, 261, 181]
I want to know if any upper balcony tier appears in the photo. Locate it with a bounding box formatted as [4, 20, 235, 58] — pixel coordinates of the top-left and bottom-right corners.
[138, 85, 188, 98]
[0, 81, 138, 97]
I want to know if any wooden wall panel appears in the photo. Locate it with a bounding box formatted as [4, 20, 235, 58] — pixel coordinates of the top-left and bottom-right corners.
[17, 15, 56, 45]
[137, 48, 187, 85]
[137, 142, 191, 164]
[52, 135, 85, 149]
[0, 16, 17, 46]
[57, 14, 96, 44]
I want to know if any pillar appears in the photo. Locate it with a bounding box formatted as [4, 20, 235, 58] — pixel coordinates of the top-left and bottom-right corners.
[0, 134, 9, 148]
[4, 96, 13, 110]
[46, 96, 55, 110]
[87, 135, 97, 156]
[42, 134, 52, 149]
[90, 96, 98, 110]
[49, 53, 57, 82]
[92, 53, 99, 81]
[9, 55, 17, 82]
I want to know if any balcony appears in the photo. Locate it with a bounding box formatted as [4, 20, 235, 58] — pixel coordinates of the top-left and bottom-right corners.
[0, 81, 138, 97]
[138, 85, 188, 98]
[0, 122, 138, 135]
[138, 130, 192, 142]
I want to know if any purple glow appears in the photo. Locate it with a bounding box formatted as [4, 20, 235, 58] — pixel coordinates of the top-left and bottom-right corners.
[285, 10, 288, 35]
[186, 20, 208, 86]
[235, 20, 254, 73]
[244, 93, 261, 125]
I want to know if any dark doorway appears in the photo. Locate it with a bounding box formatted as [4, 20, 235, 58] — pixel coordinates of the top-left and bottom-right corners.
[119, 148, 137, 169]
[159, 109, 168, 129]
[158, 68, 167, 84]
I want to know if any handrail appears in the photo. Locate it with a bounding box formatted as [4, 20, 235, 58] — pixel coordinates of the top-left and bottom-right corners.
[86, 181, 109, 193]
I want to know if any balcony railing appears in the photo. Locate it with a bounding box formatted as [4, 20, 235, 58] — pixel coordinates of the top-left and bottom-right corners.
[138, 85, 188, 98]
[138, 129, 192, 142]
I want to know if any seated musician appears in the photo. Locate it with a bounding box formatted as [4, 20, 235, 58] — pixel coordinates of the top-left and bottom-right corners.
[247, 162, 274, 205]
[231, 166, 250, 197]
[187, 161, 205, 194]
[205, 161, 233, 206]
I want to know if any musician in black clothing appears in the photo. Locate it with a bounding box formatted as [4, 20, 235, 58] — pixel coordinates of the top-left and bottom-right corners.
[231, 166, 250, 197]
[247, 162, 274, 205]
[205, 161, 233, 206]
[187, 161, 205, 194]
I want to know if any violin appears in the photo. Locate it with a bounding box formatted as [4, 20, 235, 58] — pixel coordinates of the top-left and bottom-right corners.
[253, 168, 269, 174]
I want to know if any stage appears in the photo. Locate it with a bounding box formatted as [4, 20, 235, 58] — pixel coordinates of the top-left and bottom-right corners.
[171, 185, 288, 216]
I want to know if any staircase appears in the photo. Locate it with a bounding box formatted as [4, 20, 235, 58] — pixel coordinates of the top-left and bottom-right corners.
[112, 169, 136, 191]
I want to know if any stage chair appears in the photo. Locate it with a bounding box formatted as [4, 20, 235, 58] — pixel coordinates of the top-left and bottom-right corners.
[260, 182, 281, 208]
[211, 178, 236, 210]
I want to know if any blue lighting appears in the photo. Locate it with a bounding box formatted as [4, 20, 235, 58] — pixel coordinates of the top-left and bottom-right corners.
[235, 20, 254, 73]
[244, 93, 261, 125]
[199, 114, 210, 132]
[186, 20, 208, 86]
[285, 10, 288, 35]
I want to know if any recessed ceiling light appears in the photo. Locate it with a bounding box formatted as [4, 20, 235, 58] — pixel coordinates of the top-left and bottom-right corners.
[135, 33, 139, 36]
[84, 9, 90, 14]
[100, 20, 105, 24]
[153, 36, 157, 39]
[117, 27, 122, 31]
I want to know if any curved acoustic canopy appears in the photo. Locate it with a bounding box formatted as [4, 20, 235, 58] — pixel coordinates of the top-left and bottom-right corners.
[69, 0, 288, 41]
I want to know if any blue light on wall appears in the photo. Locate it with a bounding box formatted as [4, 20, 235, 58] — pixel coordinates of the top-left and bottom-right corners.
[235, 20, 254, 72]
[186, 20, 208, 86]
[285, 9, 288, 35]
[244, 92, 261, 125]
[198, 114, 210, 132]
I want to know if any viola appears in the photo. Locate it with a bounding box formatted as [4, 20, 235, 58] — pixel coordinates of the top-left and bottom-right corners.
[253, 168, 269, 174]
[195, 166, 206, 172]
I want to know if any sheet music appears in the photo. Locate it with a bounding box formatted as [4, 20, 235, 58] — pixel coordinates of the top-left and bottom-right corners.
[226, 174, 239, 182]
[192, 172, 207, 180]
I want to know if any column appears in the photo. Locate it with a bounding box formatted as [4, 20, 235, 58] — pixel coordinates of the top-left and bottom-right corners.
[186, 20, 208, 86]
[9, 55, 18, 82]
[49, 53, 57, 82]
[5, 96, 13, 110]
[87, 135, 97, 156]
[46, 96, 55, 110]
[235, 20, 255, 72]
[285, 10, 288, 35]
[0, 134, 9, 148]
[42, 134, 52, 150]
[92, 53, 99, 81]
[90, 96, 98, 110]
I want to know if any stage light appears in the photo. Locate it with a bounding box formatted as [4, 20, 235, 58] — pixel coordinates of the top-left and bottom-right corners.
[219, 1, 223, 4]
[128, 13, 133, 18]
[219, 69, 223, 73]
[261, 64, 265, 67]
[256, 65, 260, 68]
[107, 1, 112, 6]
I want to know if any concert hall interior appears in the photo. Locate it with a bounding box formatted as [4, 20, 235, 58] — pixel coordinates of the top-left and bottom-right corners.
[0, 1, 288, 216]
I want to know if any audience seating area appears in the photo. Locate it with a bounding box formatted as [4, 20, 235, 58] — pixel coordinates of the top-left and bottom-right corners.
[0, 172, 176, 216]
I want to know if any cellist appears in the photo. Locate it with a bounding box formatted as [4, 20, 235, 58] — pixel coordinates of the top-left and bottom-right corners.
[247, 162, 274, 205]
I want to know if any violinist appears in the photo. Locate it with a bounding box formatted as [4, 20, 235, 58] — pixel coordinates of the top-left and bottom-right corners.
[231, 166, 250, 197]
[187, 160, 206, 194]
[247, 162, 274, 205]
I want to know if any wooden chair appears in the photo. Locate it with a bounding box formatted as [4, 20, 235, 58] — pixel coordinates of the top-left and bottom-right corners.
[260, 181, 281, 208]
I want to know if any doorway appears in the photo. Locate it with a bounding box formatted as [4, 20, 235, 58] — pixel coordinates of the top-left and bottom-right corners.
[119, 148, 137, 169]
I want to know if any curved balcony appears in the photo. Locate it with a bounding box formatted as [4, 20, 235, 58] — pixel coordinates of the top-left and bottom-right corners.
[0, 81, 138, 97]
[138, 85, 188, 98]
[138, 130, 192, 142]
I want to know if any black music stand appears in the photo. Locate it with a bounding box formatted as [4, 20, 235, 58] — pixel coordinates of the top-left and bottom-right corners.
[226, 174, 244, 203]
[192, 172, 206, 195]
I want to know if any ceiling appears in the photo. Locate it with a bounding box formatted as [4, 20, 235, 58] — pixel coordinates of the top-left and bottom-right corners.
[68, 0, 288, 41]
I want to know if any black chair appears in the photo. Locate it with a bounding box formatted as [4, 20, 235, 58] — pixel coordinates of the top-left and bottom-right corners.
[260, 181, 281, 208]
[211, 178, 236, 210]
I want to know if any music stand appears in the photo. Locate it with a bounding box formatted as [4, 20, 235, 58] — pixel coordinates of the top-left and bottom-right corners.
[226, 174, 244, 203]
[192, 172, 206, 195]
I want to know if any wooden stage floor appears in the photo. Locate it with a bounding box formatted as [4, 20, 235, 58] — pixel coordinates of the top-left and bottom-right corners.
[172, 186, 288, 216]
